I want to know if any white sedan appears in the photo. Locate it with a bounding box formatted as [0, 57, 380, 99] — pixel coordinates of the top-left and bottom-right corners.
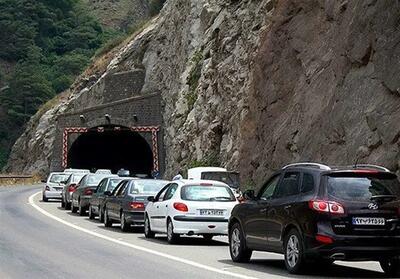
[144, 179, 239, 244]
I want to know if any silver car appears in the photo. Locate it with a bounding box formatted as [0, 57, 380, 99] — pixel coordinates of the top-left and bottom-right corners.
[42, 172, 71, 202]
[61, 173, 86, 209]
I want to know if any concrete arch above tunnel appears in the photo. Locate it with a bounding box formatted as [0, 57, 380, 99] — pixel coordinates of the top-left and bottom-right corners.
[65, 125, 157, 176]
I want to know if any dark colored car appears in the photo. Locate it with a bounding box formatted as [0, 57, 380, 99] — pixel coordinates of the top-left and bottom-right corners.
[228, 163, 400, 276]
[71, 173, 117, 215]
[61, 173, 86, 209]
[88, 176, 124, 221]
[103, 179, 169, 231]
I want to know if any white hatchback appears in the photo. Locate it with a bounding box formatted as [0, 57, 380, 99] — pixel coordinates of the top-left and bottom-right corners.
[144, 179, 238, 243]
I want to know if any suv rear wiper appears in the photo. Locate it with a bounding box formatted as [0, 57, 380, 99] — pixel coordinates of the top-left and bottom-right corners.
[370, 195, 397, 202]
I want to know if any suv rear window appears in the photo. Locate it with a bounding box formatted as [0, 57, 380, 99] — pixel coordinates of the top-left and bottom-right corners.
[181, 185, 236, 202]
[327, 173, 400, 202]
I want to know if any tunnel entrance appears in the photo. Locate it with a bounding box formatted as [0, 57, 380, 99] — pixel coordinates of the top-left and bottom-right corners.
[67, 126, 153, 176]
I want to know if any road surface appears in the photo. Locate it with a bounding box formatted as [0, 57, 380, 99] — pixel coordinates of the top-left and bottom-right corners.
[0, 185, 388, 279]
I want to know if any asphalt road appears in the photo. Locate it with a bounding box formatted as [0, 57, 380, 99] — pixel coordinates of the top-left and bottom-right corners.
[0, 185, 389, 279]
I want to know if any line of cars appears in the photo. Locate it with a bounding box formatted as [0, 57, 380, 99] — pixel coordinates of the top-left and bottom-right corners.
[41, 163, 400, 276]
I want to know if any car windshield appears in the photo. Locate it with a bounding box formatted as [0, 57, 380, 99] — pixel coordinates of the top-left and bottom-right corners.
[130, 180, 168, 194]
[201, 172, 240, 189]
[108, 178, 123, 192]
[50, 174, 69, 183]
[327, 173, 400, 202]
[181, 185, 236, 201]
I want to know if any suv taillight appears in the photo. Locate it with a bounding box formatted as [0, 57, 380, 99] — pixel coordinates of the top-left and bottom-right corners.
[309, 200, 345, 215]
[68, 184, 77, 192]
[173, 202, 188, 212]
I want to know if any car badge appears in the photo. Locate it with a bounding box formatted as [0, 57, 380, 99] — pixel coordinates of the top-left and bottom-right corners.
[368, 202, 379, 210]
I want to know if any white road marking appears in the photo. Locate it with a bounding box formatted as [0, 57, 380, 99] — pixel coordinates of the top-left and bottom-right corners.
[28, 191, 258, 279]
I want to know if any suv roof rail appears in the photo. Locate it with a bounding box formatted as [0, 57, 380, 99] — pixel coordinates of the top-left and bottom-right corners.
[353, 164, 390, 172]
[282, 162, 331, 171]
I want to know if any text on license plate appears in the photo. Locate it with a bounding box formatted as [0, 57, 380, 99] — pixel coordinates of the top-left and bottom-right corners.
[352, 217, 385, 226]
[200, 209, 224, 216]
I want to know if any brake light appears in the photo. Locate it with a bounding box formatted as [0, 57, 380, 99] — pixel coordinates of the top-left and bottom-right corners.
[84, 188, 93, 195]
[173, 202, 188, 212]
[68, 184, 77, 192]
[45, 185, 50, 191]
[316, 234, 334, 244]
[129, 202, 145, 209]
[309, 200, 345, 214]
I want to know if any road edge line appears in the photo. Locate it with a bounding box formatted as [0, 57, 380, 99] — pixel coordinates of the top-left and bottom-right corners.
[28, 191, 258, 279]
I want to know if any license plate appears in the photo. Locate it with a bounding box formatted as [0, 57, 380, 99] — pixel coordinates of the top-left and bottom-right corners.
[352, 217, 385, 226]
[200, 209, 224, 216]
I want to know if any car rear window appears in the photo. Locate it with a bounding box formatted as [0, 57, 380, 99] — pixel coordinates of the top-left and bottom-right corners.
[181, 185, 236, 201]
[50, 174, 69, 183]
[327, 173, 400, 202]
[130, 180, 168, 194]
[71, 174, 85, 183]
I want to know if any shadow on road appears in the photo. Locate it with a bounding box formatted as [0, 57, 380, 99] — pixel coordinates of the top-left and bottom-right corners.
[218, 259, 385, 278]
[137, 235, 228, 247]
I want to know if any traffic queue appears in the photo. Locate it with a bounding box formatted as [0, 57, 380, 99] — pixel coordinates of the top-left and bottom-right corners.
[41, 163, 400, 276]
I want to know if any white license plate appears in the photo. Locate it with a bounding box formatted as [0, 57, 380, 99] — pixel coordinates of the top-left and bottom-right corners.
[352, 217, 385, 226]
[200, 209, 224, 216]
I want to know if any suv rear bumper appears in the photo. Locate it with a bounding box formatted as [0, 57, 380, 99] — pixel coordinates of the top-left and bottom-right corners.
[305, 235, 400, 261]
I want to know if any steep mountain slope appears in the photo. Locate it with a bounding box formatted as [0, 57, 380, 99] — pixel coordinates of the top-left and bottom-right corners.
[6, 0, 400, 188]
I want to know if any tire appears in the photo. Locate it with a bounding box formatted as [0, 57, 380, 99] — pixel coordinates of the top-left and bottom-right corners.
[71, 201, 78, 213]
[202, 234, 214, 241]
[120, 212, 130, 232]
[78, 201, 86, 216]
[104, 209, 112, 227]
[229, 222, 252, 263]
[284, 229, 306, 274]
[166, 219, 180, 244]
[99, 207, 105, 223]
[380, 257, 400, 277]
[65, 201, 71, 210]
[42, 194, 48, 202]
[61, 199, 65, 208]
[144, 214, 155, 238]
[88, 204, 95, 220]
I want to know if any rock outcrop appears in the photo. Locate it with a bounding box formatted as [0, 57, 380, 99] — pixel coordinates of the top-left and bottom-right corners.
[6, 0, 400, 188]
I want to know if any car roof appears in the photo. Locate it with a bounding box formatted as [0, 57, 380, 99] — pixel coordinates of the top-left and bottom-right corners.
[176, 179, 230, 187]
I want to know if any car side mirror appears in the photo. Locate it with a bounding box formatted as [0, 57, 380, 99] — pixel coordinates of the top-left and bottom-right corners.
[243, 190, 255, 200]
[104, 191, 111, 196]
[147, 196, 155, 202]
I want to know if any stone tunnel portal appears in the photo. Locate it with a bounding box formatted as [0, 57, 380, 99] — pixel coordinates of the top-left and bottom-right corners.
[67, 126, 153, 176]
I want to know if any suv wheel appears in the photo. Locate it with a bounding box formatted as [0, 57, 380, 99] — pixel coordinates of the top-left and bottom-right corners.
[42, 194, 48, 202]
[229, 222, 252, 262]
[61, 198, 65, 208]
[144, 214, 155, 238]
[166, 219, 179, 244]
[88, 205, 94, 220]
[380, 257, 400, 277]
[104, 209, 112, 227]
[120, 212, 130, 232]
[284, 229, 306, 274]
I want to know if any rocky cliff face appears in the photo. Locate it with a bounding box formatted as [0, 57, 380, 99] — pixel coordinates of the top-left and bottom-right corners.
[6, 0, 400, 188]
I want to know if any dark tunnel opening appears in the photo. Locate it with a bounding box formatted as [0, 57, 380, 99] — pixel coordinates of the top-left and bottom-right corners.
[67, 126, 153, 176]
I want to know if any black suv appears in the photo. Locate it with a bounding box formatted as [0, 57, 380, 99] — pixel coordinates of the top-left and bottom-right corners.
[228, 163, 400, 275]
